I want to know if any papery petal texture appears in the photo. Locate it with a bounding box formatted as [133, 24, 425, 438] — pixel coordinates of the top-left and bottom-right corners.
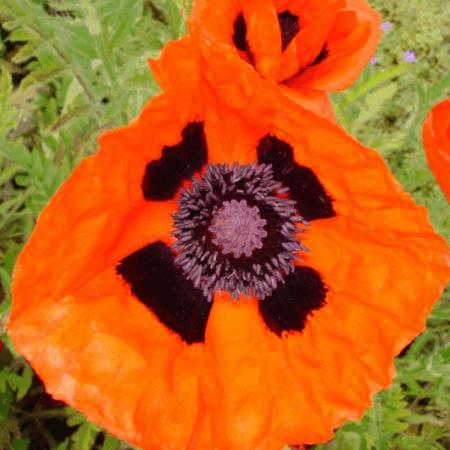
[8, 33, 450, 450]
[423, 98, 450, 201]
[189, 0, 380, 118]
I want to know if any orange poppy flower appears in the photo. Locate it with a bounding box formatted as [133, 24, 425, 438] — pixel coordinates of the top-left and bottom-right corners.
[422, 98, 450, 201]
[8, 38, 450, 450]
[189, 0, 381, 119]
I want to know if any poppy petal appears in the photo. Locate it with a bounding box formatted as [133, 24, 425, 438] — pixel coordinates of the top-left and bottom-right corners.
[289, 12, 338, 74]
[243, 0, 287, 79]
[422, 98, 450, 201]
[10, 267, 206, 449]
[106, 199, 176, 265]
[258, 266, 327, 335]
[257, 134, 336, 220]
[289, 6, 380, 90]
[190, 0, 381, 92]
[8, 40, 450, 450]
[117, 241, 212, 344]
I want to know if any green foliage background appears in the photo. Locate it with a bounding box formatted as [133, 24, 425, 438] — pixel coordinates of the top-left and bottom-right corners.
[0, 0, 448, 449]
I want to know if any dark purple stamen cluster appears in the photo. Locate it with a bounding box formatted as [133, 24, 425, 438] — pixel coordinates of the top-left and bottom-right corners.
[172, 163, 307, 301]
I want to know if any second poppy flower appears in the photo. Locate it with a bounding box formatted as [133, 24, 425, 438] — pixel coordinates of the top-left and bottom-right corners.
[189, 0, 381, 118]
[422, 98, 450, 201]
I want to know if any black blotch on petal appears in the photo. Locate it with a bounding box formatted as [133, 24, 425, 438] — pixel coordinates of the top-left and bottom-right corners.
[142, 122, 207, 201]
[259, 266, 327, 336]
[233, 13, 248, 51]
[232, 14, 255, 64]
[282, 44, 329, 85]
[257, 134, 336, 221]
[310, 44, 329, 67]
[117, 241, 212, 344]
[278, 10, 300, 51]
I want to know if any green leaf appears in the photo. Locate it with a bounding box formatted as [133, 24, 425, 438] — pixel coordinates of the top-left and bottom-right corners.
[1, 365, 33, 402]
[356, 83, 398, 124]
[0, 196, 24, 217]
[13, 174, 30, 187]
[0, 381, 13, 420]
[101, 434, 121, 450]
[71, 422, 99, 450]
[428, 68, 450, 101]
[108, 0, 143, 49]
[11, 42, 36, 65]
[153, 0, 184, 38]
[5, 27, 36, 43]
[11, 437, 30, 450]
[0, 67, 17, 136]
[79, 0, 102, 36]
[54, 440, 69, 450]
[0, 138, 31, 167]
[62, 78, 84, 113]
[340, 65, 406, 107]
[20, 65, 64, 90]
[30, 149, 44, 178]
[65, 408, 88, 427]
[15, 364, 32, 400]
[0, 266, 12, 295]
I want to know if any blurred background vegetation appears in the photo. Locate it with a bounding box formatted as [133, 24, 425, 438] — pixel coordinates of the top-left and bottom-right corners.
[0, 0, 448, 449]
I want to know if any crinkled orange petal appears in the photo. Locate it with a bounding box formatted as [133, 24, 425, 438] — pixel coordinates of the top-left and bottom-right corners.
[281, 87, 336, 122]
[10, 268, 203, 448]
[290, 4, 379, 90]
[274, 0, 346, 21]
[190, 0, 381, 93]
[192, 91, 450, 448]
[423, 98, 450, 201]
[188, 3, 335, 118]
[8, 89, 212, 450]
[291, 11, 339, 72]
[242, 0, 284, 79]
[8, 35, 450, 450]
[151, 40, 265, 165]
[168, 36, 335, 125]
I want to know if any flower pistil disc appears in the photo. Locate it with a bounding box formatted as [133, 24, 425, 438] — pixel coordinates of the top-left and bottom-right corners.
[173, 163, 307, 301]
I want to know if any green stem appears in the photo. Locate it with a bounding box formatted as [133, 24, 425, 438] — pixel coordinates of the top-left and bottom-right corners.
[17, 408, 66, 422]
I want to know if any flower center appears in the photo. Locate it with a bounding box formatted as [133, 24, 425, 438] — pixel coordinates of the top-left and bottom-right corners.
[209, 199, 267, 258]
[173, 163, 306, 300]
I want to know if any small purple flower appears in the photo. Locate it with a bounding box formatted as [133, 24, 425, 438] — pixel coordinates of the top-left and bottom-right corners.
[403, 50, 417, 63]
[381, 22, 393, 32]
[370, 57, 378, 65]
